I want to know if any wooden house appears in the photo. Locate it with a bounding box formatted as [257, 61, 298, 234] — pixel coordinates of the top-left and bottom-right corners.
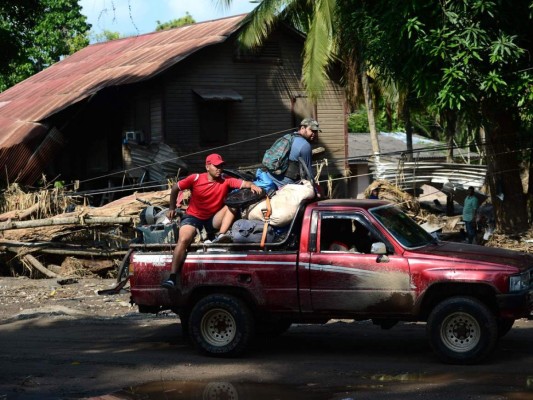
[0, 15, 347, 199]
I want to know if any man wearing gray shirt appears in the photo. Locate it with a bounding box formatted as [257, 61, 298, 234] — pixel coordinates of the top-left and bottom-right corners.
[267, 118, 319, 188]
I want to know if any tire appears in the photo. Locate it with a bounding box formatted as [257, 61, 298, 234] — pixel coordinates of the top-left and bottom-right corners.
[497, 318, 515, 338]
[225, 187, 266, 208]
[223, 168, 255, 181]
[427, 296, 498, 364]
[116, 247, 135, 282]
[189, 294, 254, 357]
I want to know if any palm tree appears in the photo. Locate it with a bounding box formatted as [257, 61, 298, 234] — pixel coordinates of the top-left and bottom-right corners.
[217, 0, 381, 155]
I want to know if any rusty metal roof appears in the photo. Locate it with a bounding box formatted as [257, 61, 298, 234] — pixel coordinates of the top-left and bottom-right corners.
[0, 14, 246, 184]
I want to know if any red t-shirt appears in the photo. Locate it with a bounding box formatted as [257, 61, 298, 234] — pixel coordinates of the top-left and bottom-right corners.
[177, 173, 243, 220]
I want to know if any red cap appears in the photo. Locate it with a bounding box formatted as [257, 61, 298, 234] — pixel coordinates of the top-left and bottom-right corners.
[206, 153, 225, 166]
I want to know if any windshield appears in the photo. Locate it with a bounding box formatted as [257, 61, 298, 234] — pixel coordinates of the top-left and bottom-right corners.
[370, 205, 435, 248]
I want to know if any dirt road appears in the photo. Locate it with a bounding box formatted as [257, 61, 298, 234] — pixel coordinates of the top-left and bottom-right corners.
[0, 277, 532, 400]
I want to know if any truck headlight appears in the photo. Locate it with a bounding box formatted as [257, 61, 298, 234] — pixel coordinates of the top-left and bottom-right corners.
[509, 270, 531, 292]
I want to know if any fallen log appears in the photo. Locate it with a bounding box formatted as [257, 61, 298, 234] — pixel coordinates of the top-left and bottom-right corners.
[21, 254, 59, 278]
[0, 216, 133, 231]
[0, 239, 97, 249]
[0, 240, 127, 257]
[38, 248, 127, 257]
[0, 203, 40, 222]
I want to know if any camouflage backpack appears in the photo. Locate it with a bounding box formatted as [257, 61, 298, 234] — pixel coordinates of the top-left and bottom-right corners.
[262, 133, 296, 175]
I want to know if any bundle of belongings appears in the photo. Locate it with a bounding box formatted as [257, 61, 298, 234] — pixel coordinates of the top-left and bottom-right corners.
[228, 179, 315, 244]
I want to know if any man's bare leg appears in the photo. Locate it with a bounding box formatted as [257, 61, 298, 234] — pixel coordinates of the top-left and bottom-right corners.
[213, 206, 239, 234]
[163, 224, 196, 289]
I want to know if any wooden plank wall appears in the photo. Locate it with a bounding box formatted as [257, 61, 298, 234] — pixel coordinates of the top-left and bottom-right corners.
[154, 29, 346, 181]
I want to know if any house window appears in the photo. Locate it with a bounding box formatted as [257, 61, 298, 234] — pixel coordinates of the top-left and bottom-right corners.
[124, 95, 151, 143]
[193, 88, 243, 147]
[199, 102, 228, 146]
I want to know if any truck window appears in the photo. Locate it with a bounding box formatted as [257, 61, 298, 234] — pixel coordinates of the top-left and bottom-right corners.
[370, 205, 434, 248]
[319, 213, 382, 254]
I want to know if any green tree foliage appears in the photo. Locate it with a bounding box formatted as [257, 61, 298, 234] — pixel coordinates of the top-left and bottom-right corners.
[92, 29, 122, 43]
[225, 0, 336, 99]
[346, 1, 533, 232]
[0, 0, 90, 92]
[226, 0, 533, 232]
[0, 1, 42, 81]
[348, 107, 403, 134]
[156, 13, 196, 31]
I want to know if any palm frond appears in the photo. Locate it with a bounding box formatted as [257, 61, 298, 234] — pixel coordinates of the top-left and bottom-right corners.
[214, 0, 233, 11]
[238, 0, 290, 49]
[279, 0, 314, 33]
[302, 0, 337, 99]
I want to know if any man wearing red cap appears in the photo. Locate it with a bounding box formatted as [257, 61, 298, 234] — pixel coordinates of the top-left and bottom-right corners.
[162, 153, 262, 290]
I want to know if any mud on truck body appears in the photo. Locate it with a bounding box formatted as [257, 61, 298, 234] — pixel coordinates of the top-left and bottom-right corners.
[123, 199, 533, 364]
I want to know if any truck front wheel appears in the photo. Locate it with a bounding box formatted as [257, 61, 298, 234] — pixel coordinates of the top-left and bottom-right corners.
[189, 294, 254, 357]
[427, 296, 498, 364]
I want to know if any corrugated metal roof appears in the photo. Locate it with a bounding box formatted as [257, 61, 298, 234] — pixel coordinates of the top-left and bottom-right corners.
[0, 14, 247, 178]
[348, 132, 480, 161]
[370, 159, 487, 190]
[348, 132, 486, 191]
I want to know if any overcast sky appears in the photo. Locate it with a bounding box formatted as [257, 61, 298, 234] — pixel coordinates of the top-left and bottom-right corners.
[80, 0, 258, 37]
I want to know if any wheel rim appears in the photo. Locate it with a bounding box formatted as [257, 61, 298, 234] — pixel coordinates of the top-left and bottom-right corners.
[200, 308, 236, 347]
[440, 311, 480, 352]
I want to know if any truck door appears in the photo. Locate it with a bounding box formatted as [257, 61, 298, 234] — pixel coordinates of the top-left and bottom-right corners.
[308, 211, 413, 315]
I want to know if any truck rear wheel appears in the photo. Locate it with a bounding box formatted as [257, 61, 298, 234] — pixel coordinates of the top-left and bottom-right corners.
[189, 294, 254, 357]
[427, 296, 498, 364]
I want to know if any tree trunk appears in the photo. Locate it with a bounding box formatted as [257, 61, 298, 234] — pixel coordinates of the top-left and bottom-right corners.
[526, 150, 533, 224]
[443, 110, 457, 163]
[385, 102, 393, 131]
[361, 68, 380, 157]
[483, 109, 528, 234]
[401, 100, 413, 161]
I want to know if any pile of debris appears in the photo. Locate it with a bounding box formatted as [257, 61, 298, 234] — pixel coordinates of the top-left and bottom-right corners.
[0, 186, 172, 279]
[485, 229, 533, 253]
[2, 179, 532, 280]
[364, 180, 421, 215]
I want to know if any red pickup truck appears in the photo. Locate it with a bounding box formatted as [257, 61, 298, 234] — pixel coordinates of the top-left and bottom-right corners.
[126, 199, 532, 364]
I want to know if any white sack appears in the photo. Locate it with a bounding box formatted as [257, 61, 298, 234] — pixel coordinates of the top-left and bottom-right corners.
[244, 180, 315, 226]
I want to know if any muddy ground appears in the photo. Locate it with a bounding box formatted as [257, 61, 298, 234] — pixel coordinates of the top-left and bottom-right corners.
[0, 276, 532, 400]
[0, 277, 131, 320]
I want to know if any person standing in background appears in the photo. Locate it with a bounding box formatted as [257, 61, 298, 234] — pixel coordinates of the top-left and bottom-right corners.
[463, 186, 479, 244]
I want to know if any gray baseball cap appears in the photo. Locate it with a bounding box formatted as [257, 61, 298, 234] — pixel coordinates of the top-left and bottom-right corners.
[300, 118, 321, 132]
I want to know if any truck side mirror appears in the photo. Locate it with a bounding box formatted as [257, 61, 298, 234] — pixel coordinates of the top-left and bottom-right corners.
[371, 242, 387, 255]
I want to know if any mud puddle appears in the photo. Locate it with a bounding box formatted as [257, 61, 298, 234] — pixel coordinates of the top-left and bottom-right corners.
[85, 373, 533, 400]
